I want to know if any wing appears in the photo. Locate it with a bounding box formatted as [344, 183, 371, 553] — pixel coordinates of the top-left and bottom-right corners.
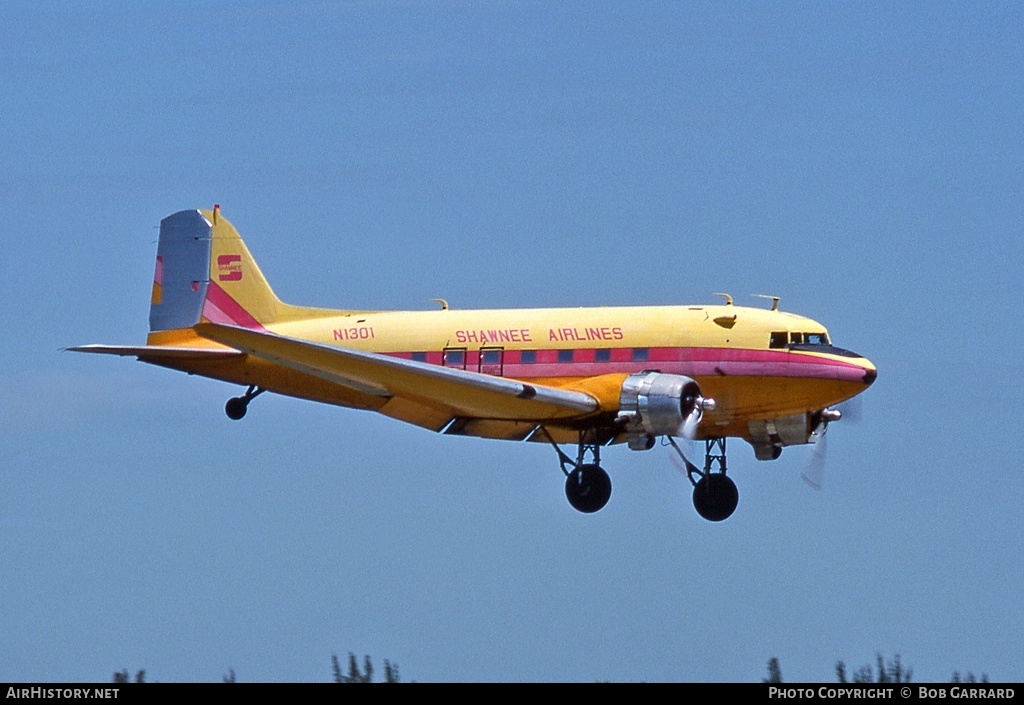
[193, 323, 600, 423]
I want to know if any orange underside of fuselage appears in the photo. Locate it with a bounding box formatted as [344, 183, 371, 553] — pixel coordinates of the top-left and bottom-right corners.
[143, 351, 865, 444]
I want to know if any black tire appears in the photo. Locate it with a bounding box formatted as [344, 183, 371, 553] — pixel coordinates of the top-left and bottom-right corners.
[225, 397, 248, 421]
[565, 464, 612, 514]
[692, 473, 739, 522]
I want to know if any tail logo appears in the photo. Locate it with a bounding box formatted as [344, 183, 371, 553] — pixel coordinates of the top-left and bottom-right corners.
[217, 254, 243, 282]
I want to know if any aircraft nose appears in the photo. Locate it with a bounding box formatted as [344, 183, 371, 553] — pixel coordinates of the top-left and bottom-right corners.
[841, 348, 877, 387]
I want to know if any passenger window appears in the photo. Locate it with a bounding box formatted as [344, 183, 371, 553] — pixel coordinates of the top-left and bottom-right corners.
[769, 332, 788, 349]
[520, 350, 536, 364]
[411, 352, 427, 362]
[632, 348, 648, 362]
[595, 349, 611, 362]
[482, 350, 501, 364]
[558, 349, 574, 363]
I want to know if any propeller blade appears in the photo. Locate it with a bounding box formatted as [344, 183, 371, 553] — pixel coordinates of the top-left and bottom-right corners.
[669, 450, 688, 477]
[666, 436, 701, 480]
[800, 422, 828, 490]
[679, 405, 702, 440]
[836, 396, 863, 423]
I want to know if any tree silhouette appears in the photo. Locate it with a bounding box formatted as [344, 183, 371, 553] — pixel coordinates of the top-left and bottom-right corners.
[331, 652, 400, 683]
[763, 657, 783, 683]
[952, 671, 989, 683]
[112, 669, 145, 683]
[835, 653, 911, 683]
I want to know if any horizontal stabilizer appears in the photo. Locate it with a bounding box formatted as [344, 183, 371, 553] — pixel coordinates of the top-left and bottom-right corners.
[67, 345, 242, 360]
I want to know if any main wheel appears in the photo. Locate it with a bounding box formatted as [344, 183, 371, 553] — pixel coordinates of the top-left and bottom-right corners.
[692, 473, 739, 522]
[225, 397, 248, 421]
[565, 463, 612, 514]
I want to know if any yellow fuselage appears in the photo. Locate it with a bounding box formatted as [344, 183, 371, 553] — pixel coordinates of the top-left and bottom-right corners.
[148, 301, 875, 443]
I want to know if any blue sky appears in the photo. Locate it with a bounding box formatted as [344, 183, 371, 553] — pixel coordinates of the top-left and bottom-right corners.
[2, 1, 1022, 683]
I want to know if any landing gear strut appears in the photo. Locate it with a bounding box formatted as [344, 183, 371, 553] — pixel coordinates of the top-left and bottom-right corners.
[668, 436, 739, 522]
[225, 385, 264, 421]
[544, 429, 612, 514]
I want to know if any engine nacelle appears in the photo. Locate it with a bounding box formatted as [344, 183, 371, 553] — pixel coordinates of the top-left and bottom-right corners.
[618, 372, 707, 443]
[747, 412, 823, 460]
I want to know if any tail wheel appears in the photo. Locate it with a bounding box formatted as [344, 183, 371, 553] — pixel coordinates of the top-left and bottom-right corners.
[225, 385, 264, 421]
[565, 464, 612, 514]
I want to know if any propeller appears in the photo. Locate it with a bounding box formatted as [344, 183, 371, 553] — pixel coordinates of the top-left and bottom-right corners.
[667, 392, 714, 482]
[676, 393, 715, 441]
[800, 420, 828, 490]
[799, 407, 842, 490]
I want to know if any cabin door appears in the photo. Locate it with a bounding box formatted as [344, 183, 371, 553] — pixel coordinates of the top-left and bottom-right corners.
[478, 346, 504, 376]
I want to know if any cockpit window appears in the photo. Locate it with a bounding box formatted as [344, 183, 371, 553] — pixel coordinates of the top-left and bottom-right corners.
[788, 333, 860, 357]
[772, 331, 832, 349]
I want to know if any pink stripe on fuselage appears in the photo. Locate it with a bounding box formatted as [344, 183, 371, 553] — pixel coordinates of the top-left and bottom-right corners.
[378, 346, 867, 383]
[681, 347, 867, 382]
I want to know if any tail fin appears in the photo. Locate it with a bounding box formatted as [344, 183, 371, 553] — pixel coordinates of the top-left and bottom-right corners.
[148, 207, 284, 336]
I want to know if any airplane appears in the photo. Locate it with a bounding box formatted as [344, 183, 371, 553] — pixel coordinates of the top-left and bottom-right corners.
[70, 206, 876, 522]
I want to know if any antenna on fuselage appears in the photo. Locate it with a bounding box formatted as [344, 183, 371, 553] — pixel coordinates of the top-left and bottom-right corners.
[752, 294, 780, 311]
[430, 298, 449, 311]
[714, 293, 734, 306]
